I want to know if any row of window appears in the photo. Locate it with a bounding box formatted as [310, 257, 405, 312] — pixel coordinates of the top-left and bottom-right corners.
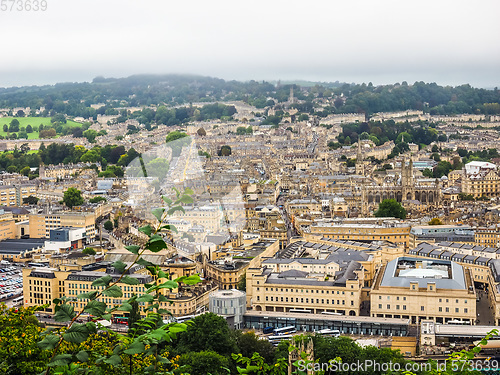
[262, 287, 354, 294]
[377, 304, 469, 314]
[377, 296, 469, 304]
[262, 296, 353, 306]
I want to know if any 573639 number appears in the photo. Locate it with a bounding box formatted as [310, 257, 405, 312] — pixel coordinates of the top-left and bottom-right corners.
[0, 0, 47, 11]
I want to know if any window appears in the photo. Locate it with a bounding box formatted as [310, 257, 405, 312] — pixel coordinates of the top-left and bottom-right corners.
[439, 307, 442, 312]
[379, 304, 382, 309]
[464, 308, 468, 313]
[387, 304, 390, 309]
[455, 308, 459, 313]
[421, 306, 424, 311]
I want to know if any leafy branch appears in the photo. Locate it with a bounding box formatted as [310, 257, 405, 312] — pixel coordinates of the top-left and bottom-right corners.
[38, 188, 200, 374]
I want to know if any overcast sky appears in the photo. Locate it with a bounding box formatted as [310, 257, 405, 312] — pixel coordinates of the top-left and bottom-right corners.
[1, 0, 499, 88]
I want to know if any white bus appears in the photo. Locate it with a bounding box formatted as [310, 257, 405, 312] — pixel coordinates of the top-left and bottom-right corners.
[267, 334, 293, 346]
[12, 296, 23, 306]
[321, 311, 342, 316]
[289, 309, 311, 314]
[316, 329, 340, 337]
[273, 326, 296, 335]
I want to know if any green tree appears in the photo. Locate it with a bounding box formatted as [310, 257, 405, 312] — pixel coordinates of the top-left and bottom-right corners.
[127, 297, 141, 331]
[234, 331, 274, 364]
[62, 187, 84, 209]
[218, 145, 232, 156]
[8, 118, 20, 132]
[23, 195, 39, 205]
[434, 160, 453, 178]
[422, 168, 434, 178]
[175, 312, 238, 357]
[103, 220, 113, 231]
[82, 247, 96, 255]
[176, 350, 230, 375]
[237, 273, 246, 291]
[89, 196, 106, 204]
[236, 126, 247, 135]
[0, 305, 52, 374]
[26, 124, 33, 133]
[83, 129, 98, 143]
[20, 166, 31, 176]
[165, 130, 188, 143]
[2, 124, 7, 132]
[428, 218, 443, 225]
[197, 127, 206, 136]
[374, 199, 407, 219]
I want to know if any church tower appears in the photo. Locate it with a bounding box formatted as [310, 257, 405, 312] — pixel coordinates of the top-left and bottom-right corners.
[289, 87, 295, 104]
[355, 141, 364, 176]
[401, 156, 415, 201]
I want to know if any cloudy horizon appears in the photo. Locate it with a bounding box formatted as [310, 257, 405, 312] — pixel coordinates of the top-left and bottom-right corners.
[1, 0, 499, 89]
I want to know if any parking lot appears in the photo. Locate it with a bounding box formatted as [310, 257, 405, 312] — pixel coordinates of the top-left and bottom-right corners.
[0, 263, 23, 305]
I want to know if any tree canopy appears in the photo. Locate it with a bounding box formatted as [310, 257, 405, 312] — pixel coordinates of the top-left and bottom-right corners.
[374, 199, 407, 219]
[62, 187, 84, 208]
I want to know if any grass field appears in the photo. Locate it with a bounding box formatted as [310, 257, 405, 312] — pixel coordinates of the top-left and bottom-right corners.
[0, 117, 82, 139]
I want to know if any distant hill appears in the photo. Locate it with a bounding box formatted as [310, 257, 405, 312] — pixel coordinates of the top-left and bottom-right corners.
[0, 74, 498, 117]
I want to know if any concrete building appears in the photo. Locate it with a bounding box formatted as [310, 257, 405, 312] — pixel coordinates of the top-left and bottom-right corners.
[409, 225, 475, 247]
[44, 227, 87, 253]
[29, 212, 96, 241]
[204, 239, 279, 290]
[303, 219, 411, 248]
[371, 257, 476, 324]
[462, 161, 500, 199]
[209, 289, 246, 329]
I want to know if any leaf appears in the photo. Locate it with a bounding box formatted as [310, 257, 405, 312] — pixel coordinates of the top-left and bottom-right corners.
[91, 275, 113, 287]
[160, 224, 178, 233]
[149, 328, 168, 341]
[123, 340, 145, 355]
[63, 324, 90, 344]
[157, 308, 172, 314]
[136, 294, 154, 303]
[179, 195, 194, 204]
[173, 187, 180, 197]
[84, 300, 107, 317]
[146, 235, 167, 253]
[158, 270, 167, 279]
[102, 285, 123, 298]
[138, 225, 153, 236]
[77, 291, 98, 300]
[175, 274, 202, 285]
[137, 258, 156, 267]
[162, 195, 173, 205]
[48, 354, 73, 367]
[103, 354, 122, 366]
[125, 245, 141, 255]
[118, 302, 132, 312]
[54, 304, 75, 322]
[157, 280, 178, 289]
[152, 208, 165, 222]
[76, 350, 89, 362]
[38, 334, 60, 350]
[158, 294, 169, 302]
[169, 323, 187, 333]
[167, 206, 185, 216]
[122, 275, 140, 285]
[112, 260, 127, 274]
[184, 188, 194, 195]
